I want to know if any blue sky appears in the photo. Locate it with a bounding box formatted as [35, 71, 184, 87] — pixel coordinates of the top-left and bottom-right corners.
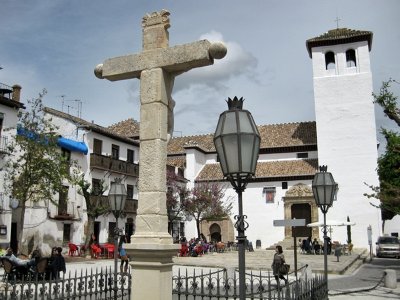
[1, 0, 399, 149]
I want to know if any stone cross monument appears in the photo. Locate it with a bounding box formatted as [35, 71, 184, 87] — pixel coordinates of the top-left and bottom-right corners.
[95, 10, 226, 300]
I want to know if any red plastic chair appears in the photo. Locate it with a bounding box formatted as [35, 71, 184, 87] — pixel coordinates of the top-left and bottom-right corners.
[91, 244, 102, 259]
[105, 243, 115, 258]
[68, 242, 78, 256]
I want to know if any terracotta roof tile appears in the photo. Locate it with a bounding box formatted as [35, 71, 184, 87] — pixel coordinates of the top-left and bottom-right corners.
[258, 122, 316, 149]
[43, 107, 139, 146]
[107, 119, 140, 138]
[168, 134, 215, 154]
[306, 28, 373, 57]
[196, 159, 318, 181]
[167, 156, 186, 168]
[167, 122, 316, 155]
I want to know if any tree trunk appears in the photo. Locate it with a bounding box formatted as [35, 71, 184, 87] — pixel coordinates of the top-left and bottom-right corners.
[17, 201, 26, 255]
[196, 218, 201, 239]
[84, 215, 95, 256]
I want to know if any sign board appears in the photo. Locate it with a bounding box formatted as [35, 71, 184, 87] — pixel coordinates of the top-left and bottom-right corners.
[367, 225, 372, 245]
[273, 219, 306, 227]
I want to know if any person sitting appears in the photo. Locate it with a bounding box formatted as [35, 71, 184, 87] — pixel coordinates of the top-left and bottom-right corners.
[195, 242, 203, 256]
[4, 247, 39, 280]
[326, 237, 332, 255]
[298, 239, 303, 253]
[301, 239, 309, 254]
[179, 242, 189, 257]
[313, 239, 321, 254]
[5, 247, 33, 268]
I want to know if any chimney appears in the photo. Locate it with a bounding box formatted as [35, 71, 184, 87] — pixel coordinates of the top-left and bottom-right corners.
[12, 84, 21, 102]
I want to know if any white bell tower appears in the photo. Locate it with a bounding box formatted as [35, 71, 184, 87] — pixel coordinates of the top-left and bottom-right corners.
[306, 28, 381, 249]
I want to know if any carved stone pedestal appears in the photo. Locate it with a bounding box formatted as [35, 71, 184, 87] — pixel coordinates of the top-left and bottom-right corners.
[126, 243, 179, 300]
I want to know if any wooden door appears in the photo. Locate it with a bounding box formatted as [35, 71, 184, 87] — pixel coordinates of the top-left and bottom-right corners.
[291, 203, 311, 237]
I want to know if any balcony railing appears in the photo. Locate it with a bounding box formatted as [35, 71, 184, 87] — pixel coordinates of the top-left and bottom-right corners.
[88, 195, 109, 208]
[90, 153, 139, 177]
[125, 198, 138, 214]
[87, 196, 138, 215]
[0, 136, 11, 154]
[0, 82, 13, 99]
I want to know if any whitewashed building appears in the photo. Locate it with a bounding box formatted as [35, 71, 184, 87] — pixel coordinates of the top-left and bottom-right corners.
[111, 28, 391, 250]
[37, 108, 140, 254]
[2, 27, 398, 254]
[1, 101, 140, 254]
[0, 83, 24, 250]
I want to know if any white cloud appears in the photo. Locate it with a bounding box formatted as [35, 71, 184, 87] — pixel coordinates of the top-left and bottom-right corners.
[174, 31, 259, 93]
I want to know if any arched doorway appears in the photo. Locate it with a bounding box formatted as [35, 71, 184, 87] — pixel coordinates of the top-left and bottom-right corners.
[282, 183, 319, 241]
[200, 217, 235, 243]
[210, 223, 222, 242]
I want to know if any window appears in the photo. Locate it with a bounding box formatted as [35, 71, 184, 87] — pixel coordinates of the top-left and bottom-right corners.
[92, 178, 102, 196]
[111, 144, 120, 160]
[127, 149, 135, 163]
[93, 138, 102, 155]
[282, 182, 288, 190]
[346, 49, 356, 67]
[125, 219, 134, 243]
[297, 152, 308, 159]
[58, 186, 69, 215]
[63, 224, 71, 243]
[0, 113, 3, 138]
[62, 148, 71, 162]
[325, 51, 335, 70]
[61, 148, 71, 172]
[263, 187, 276, 203]
[180, 222, 185, 238]
[127, 184, 134, 199]
[108, 222, 116, 242]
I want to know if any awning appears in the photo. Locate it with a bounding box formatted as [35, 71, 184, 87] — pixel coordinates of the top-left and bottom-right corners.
[307, 220, 356, 227]
[57, 137, 88, 155]
[17, 127, 88, 155]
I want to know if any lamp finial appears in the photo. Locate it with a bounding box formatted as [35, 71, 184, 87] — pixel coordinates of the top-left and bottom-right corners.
[226, 97, 244, 110]
[319, 165, 328, 172]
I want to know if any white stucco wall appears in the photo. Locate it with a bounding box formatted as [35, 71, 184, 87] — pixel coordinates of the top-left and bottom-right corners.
[184, 148, 207, 185]
[184, 177, 314, 249]
[0, 104, 20, 247]
[311, 41, 381, 250]
[258, 151, 318, 162]
[19, 112, 141, 252]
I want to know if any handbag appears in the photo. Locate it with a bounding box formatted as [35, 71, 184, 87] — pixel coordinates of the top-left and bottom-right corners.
[279, 263, 290, 275]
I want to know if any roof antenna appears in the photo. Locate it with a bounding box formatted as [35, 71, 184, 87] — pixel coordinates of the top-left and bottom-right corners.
[334, 16, 341, 29]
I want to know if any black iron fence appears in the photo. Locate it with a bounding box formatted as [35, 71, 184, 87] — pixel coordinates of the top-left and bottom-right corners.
[1, 265, 327, 299]
[172, 266, 328, 300]
[0, 267, 131, 300]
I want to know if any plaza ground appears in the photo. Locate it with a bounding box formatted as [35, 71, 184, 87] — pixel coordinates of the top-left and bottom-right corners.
[2, 248, 399, 299]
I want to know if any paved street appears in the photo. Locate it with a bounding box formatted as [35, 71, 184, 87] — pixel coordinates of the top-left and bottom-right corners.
[2, 248, 399, 299]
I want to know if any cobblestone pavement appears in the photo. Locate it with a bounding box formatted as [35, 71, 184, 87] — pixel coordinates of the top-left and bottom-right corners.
[2, 248, 399, 299]
[173, 248, 400, 299]
[173, 248, 366, 275]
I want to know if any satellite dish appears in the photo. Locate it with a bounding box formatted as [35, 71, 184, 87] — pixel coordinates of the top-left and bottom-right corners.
[10, 198, 19, 209]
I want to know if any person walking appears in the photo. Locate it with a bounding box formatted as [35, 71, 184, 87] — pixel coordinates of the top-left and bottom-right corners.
[118, 235, 129, 273]
[271, 245, 288, 286]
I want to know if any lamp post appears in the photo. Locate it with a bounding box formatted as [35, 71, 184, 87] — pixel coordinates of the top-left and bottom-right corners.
[311, 165, 336, 290]
[108, 178, 127, 300]
[214, 97, 260, 300]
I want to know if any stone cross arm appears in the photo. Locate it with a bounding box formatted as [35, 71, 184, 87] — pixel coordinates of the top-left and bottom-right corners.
[95, 40, 227, 81]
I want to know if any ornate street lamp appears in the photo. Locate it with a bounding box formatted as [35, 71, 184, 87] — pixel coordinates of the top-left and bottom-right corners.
[214, 97, 260, 300]
[312, 165, 336, 290]
[108, 178, 127, 300]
